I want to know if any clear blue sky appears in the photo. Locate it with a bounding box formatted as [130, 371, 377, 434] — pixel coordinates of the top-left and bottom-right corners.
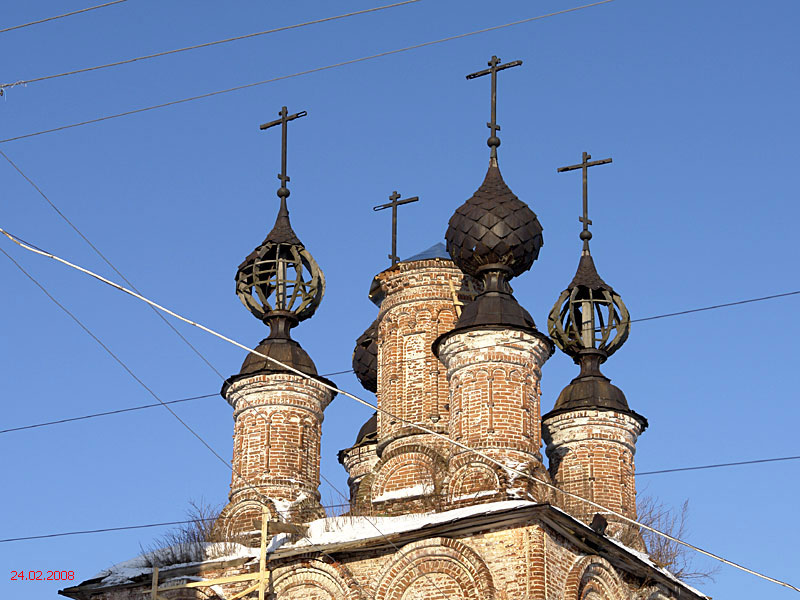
[1, 1, 798, 598]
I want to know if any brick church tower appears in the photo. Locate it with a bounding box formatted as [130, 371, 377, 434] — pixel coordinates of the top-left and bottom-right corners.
[542, 155, 647, 537]
[218, 106, 336, 537]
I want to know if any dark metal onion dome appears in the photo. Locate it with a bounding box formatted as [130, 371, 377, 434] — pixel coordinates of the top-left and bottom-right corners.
[436, 158, 550, 339]
[355, 412, 377, 445]
[352, 319, 378, 393]
[445, 161, 544, 279]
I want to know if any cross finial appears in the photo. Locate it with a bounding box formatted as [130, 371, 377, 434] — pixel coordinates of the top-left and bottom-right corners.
[557, 152, 613, 253]
[373, 190, 420, 266]
[259, 105, 308, 204]
[466, 55, 523, 160]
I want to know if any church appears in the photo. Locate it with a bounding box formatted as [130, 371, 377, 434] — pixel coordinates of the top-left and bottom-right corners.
[60, 56, 706, 600]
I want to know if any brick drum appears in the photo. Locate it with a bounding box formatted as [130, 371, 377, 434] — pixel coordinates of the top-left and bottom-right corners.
[437, 328, 553, 504]
[219, 373, 334, 536]
[543, 408, 645, 534]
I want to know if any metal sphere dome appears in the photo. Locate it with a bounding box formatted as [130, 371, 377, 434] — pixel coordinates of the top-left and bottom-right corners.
[235, 201, 325, 323]
[547, 254, 629, 360]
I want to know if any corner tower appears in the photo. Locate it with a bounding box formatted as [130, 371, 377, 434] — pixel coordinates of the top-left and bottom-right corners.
[434, 56, 554, 506]
[542, 152, 647, 537]
[219, 107, 335, 539]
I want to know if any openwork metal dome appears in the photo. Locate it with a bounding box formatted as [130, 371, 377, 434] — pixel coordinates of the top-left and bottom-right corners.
[236, 199, 325, 324]
[547, 253, 629, 360]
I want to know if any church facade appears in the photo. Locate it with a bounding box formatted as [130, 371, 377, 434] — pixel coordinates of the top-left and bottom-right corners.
[61, 56, 706, 600]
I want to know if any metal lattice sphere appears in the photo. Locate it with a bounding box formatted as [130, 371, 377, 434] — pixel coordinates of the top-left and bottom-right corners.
[547, 254, 629, 359]
[236, 204, 325, 323]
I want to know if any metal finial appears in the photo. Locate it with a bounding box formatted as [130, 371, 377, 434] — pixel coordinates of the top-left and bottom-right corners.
[259, 106, 308, 201]
[466, 55, 523, 160]
[557, 152, 612, 253]
[373, 190, 419, 266]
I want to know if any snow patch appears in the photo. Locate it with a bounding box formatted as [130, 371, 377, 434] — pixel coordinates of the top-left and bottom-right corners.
[373, 484, 433, 502]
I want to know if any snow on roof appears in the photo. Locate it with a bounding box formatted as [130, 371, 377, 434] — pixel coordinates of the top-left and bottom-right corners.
[88, 543, 258, 587]
[271, 500, 538, 552]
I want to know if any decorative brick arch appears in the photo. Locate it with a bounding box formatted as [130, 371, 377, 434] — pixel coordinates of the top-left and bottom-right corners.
[564, 555, 628, 600]
[371, 444, 444, 502]
[218, 497, 274, 540]
[375, 537, 495, 600]
[272, 557, 365, 600]
[444, 456, 506, 502]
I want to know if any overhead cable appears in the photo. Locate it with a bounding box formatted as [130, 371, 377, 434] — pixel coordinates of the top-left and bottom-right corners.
[0, 1, 614, 144]
[3, 228, 797, 594]
[0, 0, 423, 92]
[0, 149, 226, 379]
[0, 394, 216, 434]
[0, 0, 126, 35]
[0, 244, 382, 600]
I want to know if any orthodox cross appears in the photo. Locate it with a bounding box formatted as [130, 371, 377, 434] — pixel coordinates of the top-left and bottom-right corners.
[373, 190, 419, 266]
[259, 106, 308, 199]
[466, 55, 523, 158]
[557, 152, 612, 251]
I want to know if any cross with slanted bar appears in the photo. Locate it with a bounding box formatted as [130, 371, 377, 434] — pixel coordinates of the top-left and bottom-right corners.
[557, 152, 612, 251]
[373, 191, 419, 266]
[466, 55, 523, 158]
[260, 106, 308, 200]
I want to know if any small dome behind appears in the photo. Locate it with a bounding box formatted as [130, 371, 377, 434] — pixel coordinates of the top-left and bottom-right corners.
[352, 319, 378, 393]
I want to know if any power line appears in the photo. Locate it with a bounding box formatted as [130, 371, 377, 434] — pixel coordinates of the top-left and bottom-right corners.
[4, 229, 797, 593]
[0, 0, 423, 92]
[0, 149, 226, 380]
[0, 245, 233, 470]
[0, 0, 127, 36]
[0, 503, 351, 544]
[637, 455, 800, 476]
[0, 245, 380, 600]
[0, 394, 216, 434]
[0, 1, 614, 144]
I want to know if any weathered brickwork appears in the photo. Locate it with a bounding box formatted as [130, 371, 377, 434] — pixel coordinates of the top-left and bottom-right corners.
[366, 258, 474, 512]
[437, 328, 553, 503]
[219, 373, 334, 535]
[542, 409, 645, 533]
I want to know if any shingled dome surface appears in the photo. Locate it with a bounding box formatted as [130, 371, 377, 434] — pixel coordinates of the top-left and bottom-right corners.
[446, 163, 543, 278]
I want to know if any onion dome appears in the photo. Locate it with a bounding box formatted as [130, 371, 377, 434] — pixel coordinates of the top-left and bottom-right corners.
[445, 162, 543, 279]
[354, 412, 377, 446]
[436, 158, 549, 338]
[352, 319, 378, 393]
